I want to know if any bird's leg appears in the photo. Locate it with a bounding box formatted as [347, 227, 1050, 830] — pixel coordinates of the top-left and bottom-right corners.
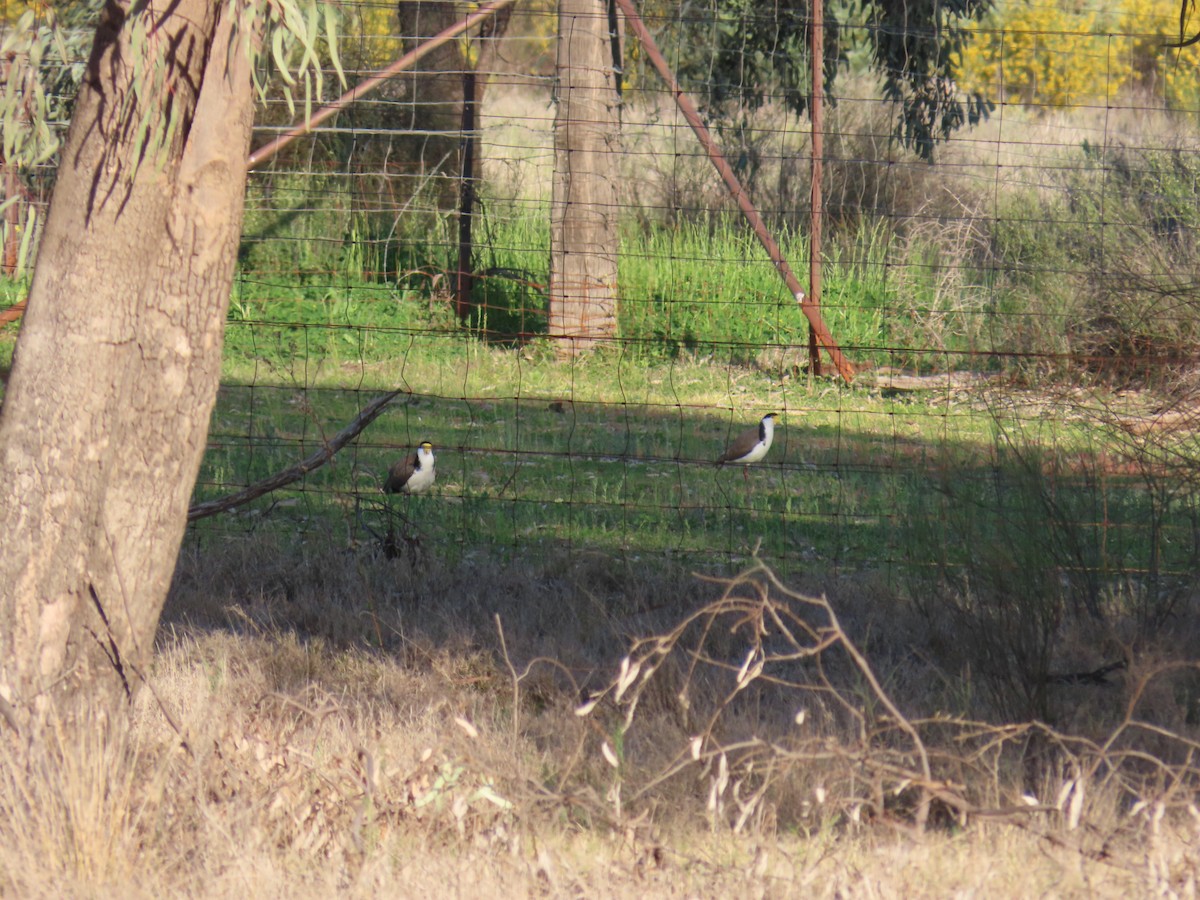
[742, 465, 749, 484]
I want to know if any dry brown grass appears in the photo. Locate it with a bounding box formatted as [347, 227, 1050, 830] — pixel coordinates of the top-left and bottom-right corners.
[1, 540, 1198, 897]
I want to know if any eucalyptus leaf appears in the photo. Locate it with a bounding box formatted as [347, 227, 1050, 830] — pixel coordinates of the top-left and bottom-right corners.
[272, 26, 296, 86]
[323, 0, 345, 88]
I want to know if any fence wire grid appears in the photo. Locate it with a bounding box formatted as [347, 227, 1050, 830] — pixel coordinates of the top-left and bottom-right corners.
[5, 1, 1200, 593]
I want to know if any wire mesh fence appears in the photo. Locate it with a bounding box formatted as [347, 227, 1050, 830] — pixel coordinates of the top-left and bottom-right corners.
[5, 1, 1200, 596]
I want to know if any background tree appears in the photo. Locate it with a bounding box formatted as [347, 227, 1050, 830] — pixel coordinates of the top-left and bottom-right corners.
[239, 1, 515, 291]
[0, 2, 93, 276]
[0, 0, 337, 734]
[644, 0, 994, 162]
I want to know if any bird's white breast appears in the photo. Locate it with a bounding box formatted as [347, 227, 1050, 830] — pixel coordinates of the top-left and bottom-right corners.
[404, 448, 436, 492]
[738, 417, 774, 463]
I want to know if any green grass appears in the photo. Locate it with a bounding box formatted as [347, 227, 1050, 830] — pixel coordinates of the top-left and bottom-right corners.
[617, 215, 897, 362]
[5, 184, 1199, 601]
[230, 197, 927, 369]
[196, 324, 1111, 575]
[207, 376, 868, 558]
[232, 127, 1200, 378]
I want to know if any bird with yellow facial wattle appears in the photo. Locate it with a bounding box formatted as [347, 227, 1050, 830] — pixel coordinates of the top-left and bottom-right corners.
[384, 441, 436, 494]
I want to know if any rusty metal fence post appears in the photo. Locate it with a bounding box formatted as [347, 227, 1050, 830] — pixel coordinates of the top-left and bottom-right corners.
[809, 0, 825, 377]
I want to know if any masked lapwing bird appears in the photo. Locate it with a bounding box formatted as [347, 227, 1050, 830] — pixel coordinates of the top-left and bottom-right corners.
[717, 413, 778, 479]
[384, 441, 436, 494]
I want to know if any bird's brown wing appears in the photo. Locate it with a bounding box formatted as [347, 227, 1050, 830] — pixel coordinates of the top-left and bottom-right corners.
[716, 424, 758, 464]
[383, 450, 418, 493]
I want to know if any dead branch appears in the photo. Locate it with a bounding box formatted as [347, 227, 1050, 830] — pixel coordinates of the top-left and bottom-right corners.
[187, 389, 405, 521]
[575, 556, 1200, 844]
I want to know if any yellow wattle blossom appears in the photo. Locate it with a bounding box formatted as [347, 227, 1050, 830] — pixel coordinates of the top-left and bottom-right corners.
[954, 0, 1196, 110]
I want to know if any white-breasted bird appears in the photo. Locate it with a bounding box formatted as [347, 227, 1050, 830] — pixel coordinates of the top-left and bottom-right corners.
[716, 413, 779, 479]
[384, 441, 436, 494]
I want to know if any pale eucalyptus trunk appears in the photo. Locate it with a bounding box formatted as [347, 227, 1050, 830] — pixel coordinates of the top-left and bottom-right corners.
[0, 0, 254, 730]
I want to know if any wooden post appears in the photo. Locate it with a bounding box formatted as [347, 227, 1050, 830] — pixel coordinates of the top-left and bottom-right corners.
[549, 0, 621, 355]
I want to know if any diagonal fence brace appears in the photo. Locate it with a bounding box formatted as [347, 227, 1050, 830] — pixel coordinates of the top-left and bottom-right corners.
[611, 0, 856, 383]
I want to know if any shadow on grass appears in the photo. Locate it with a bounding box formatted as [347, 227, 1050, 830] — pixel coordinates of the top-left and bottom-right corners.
[169, 377, 1200, 793]
[193, 381, 1190, 573]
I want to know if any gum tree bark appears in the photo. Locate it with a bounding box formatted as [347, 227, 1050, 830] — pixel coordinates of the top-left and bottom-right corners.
[0, 0, 255, 730]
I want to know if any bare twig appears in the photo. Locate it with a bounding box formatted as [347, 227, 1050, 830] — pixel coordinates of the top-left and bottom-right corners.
[187, 389, 406, 521]
[757, 562, 936, 833]
[495, 614, 521, 742]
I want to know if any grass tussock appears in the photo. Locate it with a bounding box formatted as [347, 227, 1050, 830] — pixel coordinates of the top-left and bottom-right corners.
[2, 542, 1198, 896]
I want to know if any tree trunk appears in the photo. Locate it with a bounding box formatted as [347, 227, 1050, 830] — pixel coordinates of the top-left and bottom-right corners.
[1, 164, 21, 276]
[0, 0, 255, 730]
[393, 1, 469, 212]
[549, 0, 620, 356]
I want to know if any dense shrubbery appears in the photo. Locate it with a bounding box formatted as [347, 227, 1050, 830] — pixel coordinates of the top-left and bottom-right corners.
[980, 135, 1200, 375]
[956, 0, 1195, 109]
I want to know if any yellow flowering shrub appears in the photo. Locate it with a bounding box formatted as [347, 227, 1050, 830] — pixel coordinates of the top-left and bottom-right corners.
[955, 0, 1198, 109]
[1116, 0, 1200, 108]
[955, 0, 1130, 107]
